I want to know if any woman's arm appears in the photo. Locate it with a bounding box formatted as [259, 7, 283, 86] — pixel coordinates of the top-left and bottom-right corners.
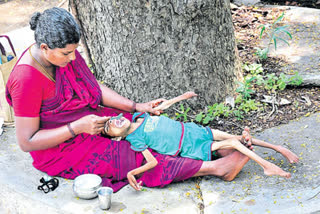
[127, 149, 158, 191]
[99, 84, 166, 115]
[15, 114, 109, 152]
[99, 83, 136, 112]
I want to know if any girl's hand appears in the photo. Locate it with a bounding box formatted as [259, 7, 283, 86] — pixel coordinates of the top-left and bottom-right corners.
[127, 172, 142, 191]
[136, 98, 167, 115]
[72, 114, 110, 135]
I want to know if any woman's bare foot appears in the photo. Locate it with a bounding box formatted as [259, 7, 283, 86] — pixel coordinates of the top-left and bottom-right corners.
[276, 145, 299, 163]
[263, 162, 291, 178]
[219, 151, 250, 181]
[193, 151, 250, 180]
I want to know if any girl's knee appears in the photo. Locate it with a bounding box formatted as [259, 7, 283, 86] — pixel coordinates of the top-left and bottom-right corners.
[230, 138, 241, 147]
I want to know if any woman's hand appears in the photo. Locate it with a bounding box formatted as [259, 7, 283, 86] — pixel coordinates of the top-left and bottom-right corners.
[136, 98, 167, 115]
[72, 114, 110, 135]
[127, 172, 142, 191]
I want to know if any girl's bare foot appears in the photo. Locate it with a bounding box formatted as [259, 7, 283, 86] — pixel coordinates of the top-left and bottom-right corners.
[263, 162, 291, 178]
[277, 145, 299, 163]
[241, 127, 253, 150]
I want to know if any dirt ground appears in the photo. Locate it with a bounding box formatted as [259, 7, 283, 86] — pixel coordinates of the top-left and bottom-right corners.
[0, 0, 66, 34]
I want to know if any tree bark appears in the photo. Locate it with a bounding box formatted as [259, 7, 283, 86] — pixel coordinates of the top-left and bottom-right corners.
[70, 0, 241, 111]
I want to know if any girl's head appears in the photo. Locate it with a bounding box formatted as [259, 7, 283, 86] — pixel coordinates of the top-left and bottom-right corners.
[30, 7, 81, 49]
[104, 114, 132, 138]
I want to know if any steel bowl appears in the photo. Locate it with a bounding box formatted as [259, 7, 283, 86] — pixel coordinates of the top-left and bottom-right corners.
[73, 174, 102, 199]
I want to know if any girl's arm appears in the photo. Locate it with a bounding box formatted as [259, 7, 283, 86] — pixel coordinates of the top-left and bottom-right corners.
[99, 83, 166, 115]
[153, 91, 197, 111]
[127, 149, 158, 191]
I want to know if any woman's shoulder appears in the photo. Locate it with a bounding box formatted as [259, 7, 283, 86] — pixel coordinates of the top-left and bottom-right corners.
[10, 64, 46, 82]
[7, 64, 51, 93]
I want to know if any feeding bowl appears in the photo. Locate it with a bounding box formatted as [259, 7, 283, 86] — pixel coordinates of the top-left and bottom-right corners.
[73, 174, 102, 199]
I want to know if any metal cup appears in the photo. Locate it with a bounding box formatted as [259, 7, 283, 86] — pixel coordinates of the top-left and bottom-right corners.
[97, 187, 113, 210]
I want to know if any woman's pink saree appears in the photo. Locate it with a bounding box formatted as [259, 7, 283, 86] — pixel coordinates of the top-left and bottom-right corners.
[6, 50, 202, 192]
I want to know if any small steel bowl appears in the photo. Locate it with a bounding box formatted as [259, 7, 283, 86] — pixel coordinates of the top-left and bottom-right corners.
[73, 174, 102, 199]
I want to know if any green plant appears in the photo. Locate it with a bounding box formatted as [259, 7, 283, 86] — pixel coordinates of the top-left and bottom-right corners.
[160, 113, 169, 117]
[287, 72, 303, 86]
[231, 98, 260, 120]
[242, 63, 264, 75]
[255, 74, 264, 86]
[254, 47, 269, 60]
[264, 73, 279, 90]
[196, 103, 231, 125]
[255, 12, 292, 60]
[195, 112, 205, 123]
[238, 99, 259, 113]
[235, 94, 243, 104]
[236, 76, 256, 100]
[175, 104, 190, 122]
[202, 114, 214, 125]
[277, 73, 288, 90]
[194, 94, 262, 124]
[212, 103, 231, 117]
[233, 109, 244, 120]
[262, 73, 302, 91]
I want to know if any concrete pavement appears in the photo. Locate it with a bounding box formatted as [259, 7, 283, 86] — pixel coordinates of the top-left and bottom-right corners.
[1, 112, 320, 214]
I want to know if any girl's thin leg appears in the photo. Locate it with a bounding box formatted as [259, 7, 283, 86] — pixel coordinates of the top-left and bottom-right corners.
[211, 129, 240, 141]
[211, 129, 253, 150]
[250, 138, 299, 163]
[243, 127, 299, 163]
[211, 139, 291, 178]
[211, 128, 299, 163]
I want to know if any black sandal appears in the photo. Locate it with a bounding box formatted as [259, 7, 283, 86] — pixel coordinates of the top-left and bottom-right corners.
[37, 177, 59, 193]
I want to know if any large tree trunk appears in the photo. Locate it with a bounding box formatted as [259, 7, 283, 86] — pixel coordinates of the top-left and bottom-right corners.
[70, 0, 241, 111]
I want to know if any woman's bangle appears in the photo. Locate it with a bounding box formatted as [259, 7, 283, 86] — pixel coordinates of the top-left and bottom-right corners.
[131, 101, 136, 113]
[67, 123, 76, 138]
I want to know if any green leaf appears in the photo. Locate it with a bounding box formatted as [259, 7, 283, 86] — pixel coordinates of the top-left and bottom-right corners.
[247, 76, 257, 83]
[175, 114, 182, 119]
[247, 89, 255, 93]
[273, 37, 277, 50]
[275, 36, 290, 46]
[180, 104, 185, 112]
[274, 25, 289, 32]
[261, 47, 269, 59]
[273, 12, 284, 26]
[278, 81, 286, 90]
[274, 26, 292, 41]
[235, 94, 243, 104]
[203, 116, 212, 125]
[259, 25, 266, 38]
[243, 64, 250, 72]
[195, 113, 204, 122]
[282, 29, 292, 39]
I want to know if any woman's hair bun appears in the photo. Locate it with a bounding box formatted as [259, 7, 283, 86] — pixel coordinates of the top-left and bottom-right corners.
[30, 12, 41, 31]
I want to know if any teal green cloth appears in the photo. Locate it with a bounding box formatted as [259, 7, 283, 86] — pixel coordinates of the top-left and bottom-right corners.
[127, 112, 182, 156]
[126, 112, 214, 161]
[179, 122, 214, 161]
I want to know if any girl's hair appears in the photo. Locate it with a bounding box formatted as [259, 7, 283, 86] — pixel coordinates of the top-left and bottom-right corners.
[29, 7, 81, 49]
